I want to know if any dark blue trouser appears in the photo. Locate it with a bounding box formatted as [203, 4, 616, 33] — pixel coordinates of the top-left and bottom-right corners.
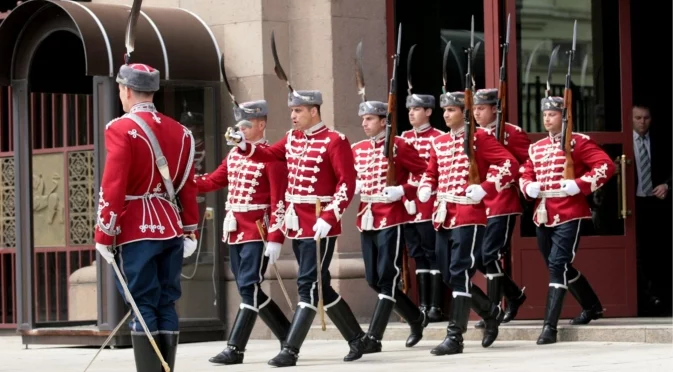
[360, 225, 404, 298]
[435, 225, 485, 295]
[229, 241, 270, 308]
[481, 215, 517, 275]
[403, 221, 437, 271]
[536, 220, 583, 286]
[292, 237, 339, 307]
[115, 237, 183, 334]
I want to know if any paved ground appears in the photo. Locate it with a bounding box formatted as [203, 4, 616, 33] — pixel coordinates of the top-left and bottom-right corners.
[2, 337, 672, 372]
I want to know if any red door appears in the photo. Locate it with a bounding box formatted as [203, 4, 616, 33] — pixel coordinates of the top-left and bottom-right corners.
[500, 0, 638, 318]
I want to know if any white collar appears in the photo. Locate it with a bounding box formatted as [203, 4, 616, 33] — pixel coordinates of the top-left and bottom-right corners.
[413, 123, 431, 133]
[548, 132, 562, 142]
[371, 131, 385, 142]
[130, 102, 157, 113]
[304, 121, 326, 135]
[451, 125, 466, 137]
[485, 119, 497, 129]
[633, 130, 649, 140]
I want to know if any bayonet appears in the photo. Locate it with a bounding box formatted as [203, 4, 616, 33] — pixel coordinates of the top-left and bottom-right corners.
[354, 40, 366, 102]
[124, 0, 143, 64]
[495, 13, 511, 142]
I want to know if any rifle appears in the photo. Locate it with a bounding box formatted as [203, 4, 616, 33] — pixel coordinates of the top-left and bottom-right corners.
[495, 14, 511, 142]
[463, 15, 482, 185]
[561, 20, 577, 179]
[383, 24, 402, 187]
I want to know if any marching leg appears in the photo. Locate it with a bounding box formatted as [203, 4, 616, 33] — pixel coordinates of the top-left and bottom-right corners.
[325, 297, 366, 362]
[470, 285, 500, 347]
[394, 291, 425, 347]
[567, 273, 604, 324]
[428, 270, 446, 322]
[258, 299, 291, 349]
[132, 334, 162, 372]
[417, 222, 443, 322]
[416, 270, 431, 323]
[268, 304, 317, 367]
[362, 295, 396, 353]
[536, 286, 567, 344]
[430, 294, 470, 356]
[501, 274, 527, 323]
[156, 238, 185, 371]
[158, 332, 179, 371]
[210, 305, 258, 365]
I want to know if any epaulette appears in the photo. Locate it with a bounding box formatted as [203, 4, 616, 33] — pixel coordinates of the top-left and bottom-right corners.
[105, 117, 123, 130]
[328, 129, 347, 141]
[505, 122, 523, 132]
[351, 138, 368, 149]
[573, 132, 590, 140]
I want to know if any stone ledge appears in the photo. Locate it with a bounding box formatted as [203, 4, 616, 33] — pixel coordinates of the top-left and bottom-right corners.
[300, 320, 673, 344]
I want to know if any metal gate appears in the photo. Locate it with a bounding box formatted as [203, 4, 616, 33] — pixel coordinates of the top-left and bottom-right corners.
[0, 86, 96, 327]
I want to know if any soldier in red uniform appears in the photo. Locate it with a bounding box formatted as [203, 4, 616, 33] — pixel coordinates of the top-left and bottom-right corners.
[95, 63, 199, 371]
[195, 100, 291, 365]
[227, 89, 365, 366]
[519, 96, 616, 344]
[351, 100, 428, 353]
[471, 88, 530, 328]
[400, 93, 446, 322]
[418, 91, 518, 355]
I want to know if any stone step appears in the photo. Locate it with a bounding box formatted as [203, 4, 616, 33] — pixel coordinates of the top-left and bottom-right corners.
[299, 319, 673, 344]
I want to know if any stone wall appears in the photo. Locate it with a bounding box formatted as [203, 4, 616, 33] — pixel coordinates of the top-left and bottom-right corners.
[93, 0, 389, 327]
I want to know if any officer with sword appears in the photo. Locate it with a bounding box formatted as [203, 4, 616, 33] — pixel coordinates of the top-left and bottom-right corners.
[94, 1, 200, 371]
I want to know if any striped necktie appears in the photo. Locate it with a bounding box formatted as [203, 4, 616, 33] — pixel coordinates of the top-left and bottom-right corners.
[638, 136, 652, 195]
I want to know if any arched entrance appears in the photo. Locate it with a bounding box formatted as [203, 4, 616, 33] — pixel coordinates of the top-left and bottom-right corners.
[0, 0, 226, 346]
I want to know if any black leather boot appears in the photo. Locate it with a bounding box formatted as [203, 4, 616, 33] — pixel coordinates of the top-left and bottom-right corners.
[394, 291, 425, 347]
[416, 271, 431, 322]
[430, 295, 470, 356]
[325, 297, 365, 362]
[537, 286, 566, 345]
[131, 334, 161, 372]
[268, 305, 316, 367]
[568, 274, 604, 325]
[502, 275, 527, 323]
[470, 285, 500, 348]
[362, 296, 396, 354]
[259, 299, 291, 349]
[209, 306, 258, 365]
[427, 273, 445, 322]
[159, 332, 179, 372]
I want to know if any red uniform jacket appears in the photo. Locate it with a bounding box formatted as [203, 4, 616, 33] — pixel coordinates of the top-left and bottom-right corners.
[238, 122, 356, 239]
[481, 122, 532, 218]
[95, 107, 199, 247]
[400, 124, 445, 223]
[352, 135, 427, 231]
[196, 139, 287, 245]
[519, 132, 616, 227]
[420, 126, 519, 230]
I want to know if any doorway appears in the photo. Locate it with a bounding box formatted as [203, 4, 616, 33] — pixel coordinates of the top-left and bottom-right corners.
[630, 0, 672, 316]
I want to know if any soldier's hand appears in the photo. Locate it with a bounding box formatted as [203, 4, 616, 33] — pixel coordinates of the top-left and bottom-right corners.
[225, 128, 246, 150]
[525, 182, 541, 198]
[183, 234, 198, 258]
[383, 185, 404, 202]
[355, 180, 363, 195]
[95, 243, 114, 264]
[466, 184, 487, 202]
[417, 186, 432, 203]
[265, 242, 282, 265]
[312, 218, 332, 240]
[560, 180, 580, 196]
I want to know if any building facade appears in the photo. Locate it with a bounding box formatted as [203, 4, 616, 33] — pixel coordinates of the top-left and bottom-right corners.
[0, 0, 667, 343]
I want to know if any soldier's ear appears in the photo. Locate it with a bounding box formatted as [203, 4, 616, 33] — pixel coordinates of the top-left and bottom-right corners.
[425, 108, 433, 117]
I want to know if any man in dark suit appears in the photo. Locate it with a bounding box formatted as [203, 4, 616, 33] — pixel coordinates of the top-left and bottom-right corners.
[632, 104, 672, 316]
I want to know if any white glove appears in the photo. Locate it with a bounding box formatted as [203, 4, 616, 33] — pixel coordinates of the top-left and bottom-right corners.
[95, 243, 114, 264]
[183, 236, 197, 258]
[312, 218, 332, 240]
[355, 180, 363, 195]
[418, 186, 432, 203]
[561, 180, 581, 196]
[465, 184, 487, 202]
[383, 185, 405, 202]
[226, 129, 246, 151]
[265, 242, 282, 265]
[525, 182, 541, 198]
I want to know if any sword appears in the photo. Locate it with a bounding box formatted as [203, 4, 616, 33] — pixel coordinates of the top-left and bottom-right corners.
[315, 200, 326, 331]
[82, 310, 132, 372]
[255, 220, 294, 312]
[354, 40, 366, 102]
[110, 259, 170, 372]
